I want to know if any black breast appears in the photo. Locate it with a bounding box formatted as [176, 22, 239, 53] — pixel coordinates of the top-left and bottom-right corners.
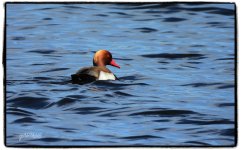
[71, 73, 96, 84]
[71, 67, 99, 84]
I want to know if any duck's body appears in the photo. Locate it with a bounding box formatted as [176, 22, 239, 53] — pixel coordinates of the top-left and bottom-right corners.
[75, 66, 117, 80]
[71, 50, 120, 83]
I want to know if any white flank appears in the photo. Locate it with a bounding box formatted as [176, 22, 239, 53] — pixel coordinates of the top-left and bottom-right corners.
[98, 71, 116, 80]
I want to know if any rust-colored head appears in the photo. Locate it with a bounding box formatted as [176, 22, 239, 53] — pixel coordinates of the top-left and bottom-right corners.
[93, 50, 120, 68]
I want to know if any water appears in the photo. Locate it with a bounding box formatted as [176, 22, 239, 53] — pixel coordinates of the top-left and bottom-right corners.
[5, 2, 236, 146]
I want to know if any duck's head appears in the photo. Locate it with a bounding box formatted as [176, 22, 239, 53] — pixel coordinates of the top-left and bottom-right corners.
[93, 50, 120, 68]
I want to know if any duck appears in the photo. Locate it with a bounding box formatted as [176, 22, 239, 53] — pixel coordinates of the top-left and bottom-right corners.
[71, 50, 120, 83]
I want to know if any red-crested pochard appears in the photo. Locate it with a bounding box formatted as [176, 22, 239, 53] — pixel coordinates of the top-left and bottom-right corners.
[71, 50, 120, 83]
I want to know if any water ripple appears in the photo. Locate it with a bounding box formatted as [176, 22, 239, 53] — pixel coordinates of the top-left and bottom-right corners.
[7, 107, 36, 116]
[141, 53, 206, 60]
[129, 109, 200, 117]
[28, 49, 56, 54]
[163, 17, 187, 22]
[134, 27, 158, 33]
[120, 135, 162, 140]
[177, 119, 234, 125]
[11, 117, 46, 124]
[8, 97, 50, 109]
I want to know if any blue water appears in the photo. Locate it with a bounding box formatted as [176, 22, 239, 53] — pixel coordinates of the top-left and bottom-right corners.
[5, 3, 236, 146]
